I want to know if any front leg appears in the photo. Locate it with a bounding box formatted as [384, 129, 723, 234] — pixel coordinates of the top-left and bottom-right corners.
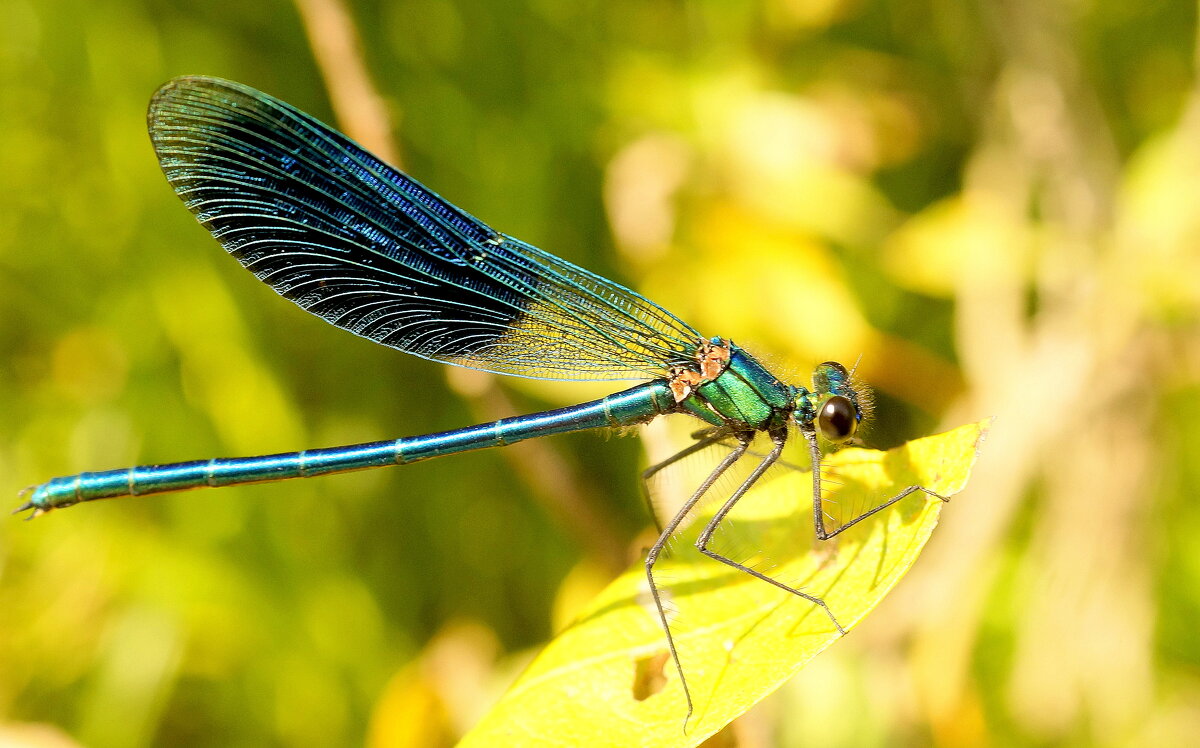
[801, 421, 949, 541]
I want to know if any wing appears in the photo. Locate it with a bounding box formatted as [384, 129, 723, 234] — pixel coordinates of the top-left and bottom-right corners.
[147, 76, 703, 380]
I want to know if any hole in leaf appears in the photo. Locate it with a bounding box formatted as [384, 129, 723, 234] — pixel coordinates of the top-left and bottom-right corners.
[631, 651, 669, 701]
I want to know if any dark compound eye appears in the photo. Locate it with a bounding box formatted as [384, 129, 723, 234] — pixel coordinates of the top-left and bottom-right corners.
[817, 395, 858, 443]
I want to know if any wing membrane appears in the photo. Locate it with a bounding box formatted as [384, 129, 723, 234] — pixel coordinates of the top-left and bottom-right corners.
[148, 76, 702, 380]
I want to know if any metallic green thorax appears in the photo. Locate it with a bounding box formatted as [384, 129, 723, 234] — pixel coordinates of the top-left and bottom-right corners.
[682, 344, 797, 430]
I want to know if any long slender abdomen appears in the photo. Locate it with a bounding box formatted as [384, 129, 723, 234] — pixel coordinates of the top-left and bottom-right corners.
[19, 381, 676, 516]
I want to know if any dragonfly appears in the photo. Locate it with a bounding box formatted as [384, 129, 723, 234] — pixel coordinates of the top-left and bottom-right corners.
[19, 76, 941, 724]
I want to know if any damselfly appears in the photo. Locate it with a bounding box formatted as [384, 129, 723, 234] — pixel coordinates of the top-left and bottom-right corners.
[19, 77, 941, 722]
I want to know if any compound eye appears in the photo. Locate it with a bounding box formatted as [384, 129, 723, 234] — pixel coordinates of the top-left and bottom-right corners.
[817, 395, 858, 443]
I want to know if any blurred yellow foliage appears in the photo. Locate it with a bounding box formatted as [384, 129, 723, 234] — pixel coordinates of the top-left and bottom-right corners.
[2, 0, 1198, 746]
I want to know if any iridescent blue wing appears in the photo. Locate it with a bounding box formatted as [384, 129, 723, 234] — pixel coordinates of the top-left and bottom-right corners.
[148, 76, 702, 380]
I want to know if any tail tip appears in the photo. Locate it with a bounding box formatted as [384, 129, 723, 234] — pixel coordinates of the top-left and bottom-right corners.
[14, 487, 46, 519]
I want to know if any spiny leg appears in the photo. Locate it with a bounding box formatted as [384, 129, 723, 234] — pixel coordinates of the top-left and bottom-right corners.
[639, 428, 731, 534]
[802, 422, 949, 541]
[693, 430, 846, 634]
[645, 431, 752, 730]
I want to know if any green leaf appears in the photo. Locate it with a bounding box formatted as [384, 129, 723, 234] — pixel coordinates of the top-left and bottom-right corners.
[459, 420, 990, 747]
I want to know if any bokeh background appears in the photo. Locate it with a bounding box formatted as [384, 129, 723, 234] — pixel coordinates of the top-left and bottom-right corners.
[2, 0, 1199, 745]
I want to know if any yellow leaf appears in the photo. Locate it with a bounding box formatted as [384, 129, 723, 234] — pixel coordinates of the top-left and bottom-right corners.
[460, 420, 990, 747]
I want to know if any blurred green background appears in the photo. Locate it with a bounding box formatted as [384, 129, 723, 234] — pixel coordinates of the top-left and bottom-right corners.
[2, 0, 1199, 745]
